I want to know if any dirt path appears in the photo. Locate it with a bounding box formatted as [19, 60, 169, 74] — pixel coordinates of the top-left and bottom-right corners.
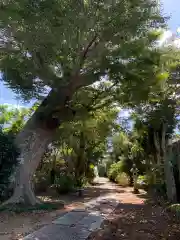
[0, 178, 120, 240]
[88, 184, 180, 240]
[1, 178, 180, 240]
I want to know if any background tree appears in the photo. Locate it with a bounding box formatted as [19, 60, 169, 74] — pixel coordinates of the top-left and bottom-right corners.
[131, 97, 177, 201]
[108, 128, 145, 186]
[54, 106, 118, 186]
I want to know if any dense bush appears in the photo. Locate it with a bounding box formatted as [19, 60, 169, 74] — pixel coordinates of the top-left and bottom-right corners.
[137, 175, 148, 190]
[86, 166, 96, 184]
[107, 161, 129, 186]
[34, 172, 50, 193]
[136, 174, 166, 197]
[107, 161, 123, 182]
[34, 157, 67, 193]
[115, 173, 129, 186]
[55, 175, 74, 194]
[0, 131, 19, 201]
[98, 164, 106, 177]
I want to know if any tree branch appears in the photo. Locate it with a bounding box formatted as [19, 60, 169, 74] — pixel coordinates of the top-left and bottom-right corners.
[74, 34, 98, 76]
[81, 35, 98, 61]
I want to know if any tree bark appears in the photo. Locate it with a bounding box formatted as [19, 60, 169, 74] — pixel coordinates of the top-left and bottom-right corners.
[153, 131, 162, 184]
[177, 144, 180, 184]
[153, 132, 161, 165]
[3, 86, 77, 206]
[3, 117, 55, 205]
[164, 147, 177, 203]
[74, 132, 86, 187]
[129, 174, 133, 187]
[161, 124, 176, 203]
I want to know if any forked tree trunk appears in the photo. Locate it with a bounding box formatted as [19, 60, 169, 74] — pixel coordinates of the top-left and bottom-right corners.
[3, 87, 76, 206]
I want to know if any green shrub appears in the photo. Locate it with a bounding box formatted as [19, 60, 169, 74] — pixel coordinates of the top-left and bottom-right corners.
[74, 177, 86, 188]
[142, 171, 167, 197]
[108, 161, 123, 182]
[34, 172, 50, 193]
[115, 173, 129, 186]
[137, 175, 148, 190]
[0, 132, 19, 201]
[86, 166, 96, 184]
[105, 159, 114, 176]
[55, 175, 74, 194]
[98, 164, 106, 177]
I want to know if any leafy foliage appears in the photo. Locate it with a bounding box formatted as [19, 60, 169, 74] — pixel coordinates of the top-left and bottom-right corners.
[55, 175, 74, 194]
[107, 161, 129, 186]
[108, 161, 123, 182]
[0, 131, 19, 201]
[0, 0, 165, 104]
[2, 0, 180, 207]
[115, 173, 129, 187]
[53, 106, 118, 185]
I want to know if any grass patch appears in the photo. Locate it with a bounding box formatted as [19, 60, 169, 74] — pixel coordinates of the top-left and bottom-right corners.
[0, 202, 64, 213]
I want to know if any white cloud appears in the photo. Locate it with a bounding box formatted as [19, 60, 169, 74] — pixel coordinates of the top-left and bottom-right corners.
[159, 30, 173, 44]
[174, 38, 180, 48]
[158, 29, 180, 48]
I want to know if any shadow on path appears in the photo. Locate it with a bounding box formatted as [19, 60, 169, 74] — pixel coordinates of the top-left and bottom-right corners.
[89, 198, 180, 240]
[40, 178, 125, 207]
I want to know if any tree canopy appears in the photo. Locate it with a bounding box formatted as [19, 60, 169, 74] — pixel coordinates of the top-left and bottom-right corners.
[1, 0, 178, 206]
[1, 0, 164, 103]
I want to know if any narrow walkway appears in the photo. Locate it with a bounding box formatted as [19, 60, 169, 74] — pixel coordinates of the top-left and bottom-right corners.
[23, 178, 119, 240]
[23, 178, 180, 239]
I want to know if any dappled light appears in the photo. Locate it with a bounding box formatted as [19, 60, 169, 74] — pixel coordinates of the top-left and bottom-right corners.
[88, 188, 180, 240]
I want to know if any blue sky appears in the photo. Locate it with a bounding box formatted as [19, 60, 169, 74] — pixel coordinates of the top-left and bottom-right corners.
[0, 0, 180, 107]
[162, 0, 180, 31]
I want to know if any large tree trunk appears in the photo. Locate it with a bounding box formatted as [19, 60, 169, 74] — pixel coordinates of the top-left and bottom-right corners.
[161, 124, 176, 203]
[3, 86, 77, 205]
[164, 147, 177, 203]
[3, 115, 56, 205]
[74, 132, 86, 187]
